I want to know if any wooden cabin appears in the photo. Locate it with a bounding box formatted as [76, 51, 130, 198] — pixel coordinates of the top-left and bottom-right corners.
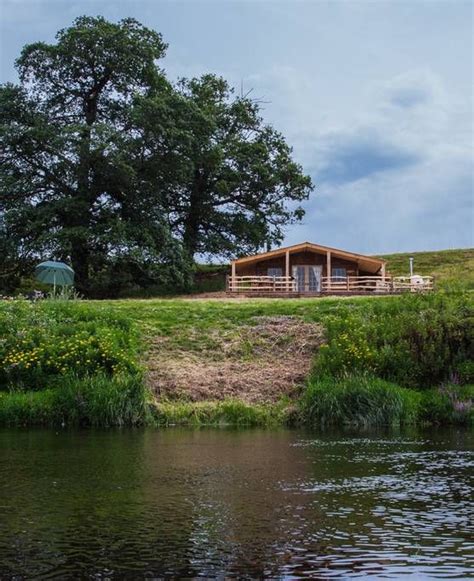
[228, 242, 433, 296]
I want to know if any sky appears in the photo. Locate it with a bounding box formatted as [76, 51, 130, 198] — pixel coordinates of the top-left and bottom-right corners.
[1, 0, 473, 255]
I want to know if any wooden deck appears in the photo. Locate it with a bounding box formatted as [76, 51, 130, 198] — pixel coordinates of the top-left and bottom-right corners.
[227, 275, 434, 296]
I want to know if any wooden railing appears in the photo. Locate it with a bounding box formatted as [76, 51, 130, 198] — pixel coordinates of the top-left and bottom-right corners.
[322, 276, 392, 292]
[227, 275, 295, 293]
[228, 275, 434, 294]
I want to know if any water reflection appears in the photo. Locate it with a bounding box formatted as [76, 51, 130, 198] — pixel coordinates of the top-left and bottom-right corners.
[0, 427, 472, 578]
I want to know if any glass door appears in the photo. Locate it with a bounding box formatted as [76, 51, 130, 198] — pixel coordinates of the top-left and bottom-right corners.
[292, 265, 322, 292]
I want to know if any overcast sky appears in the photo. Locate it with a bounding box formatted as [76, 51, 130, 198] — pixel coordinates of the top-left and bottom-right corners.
[1, 0, 473, 254]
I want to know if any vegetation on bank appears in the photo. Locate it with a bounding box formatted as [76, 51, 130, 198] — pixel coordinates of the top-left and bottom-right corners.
[313, 293, 472, 387]
[301, 376, 473, 428]
[0, 290, 472, 428]
[152, 399, 293, 427]
[303, 291, 473, 427]
[0, 375, 147, 427]
[0, 300, 147, 426]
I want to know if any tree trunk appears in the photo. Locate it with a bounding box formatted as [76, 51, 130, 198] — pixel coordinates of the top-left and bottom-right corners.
[183, 169, 205, 260]
[71, 123, 93, 294]
[71, 241, 90, 295]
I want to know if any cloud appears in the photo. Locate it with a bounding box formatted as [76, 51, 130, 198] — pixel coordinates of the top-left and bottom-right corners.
[280, 68, 473, 253]
[377, 70, 440, 110]
[315, 129, 421, 186]
[388, 86, 431, 108]
[303, 68, 470, 184]
[285, 152, 473, 254]
[241, 64, 472, 253]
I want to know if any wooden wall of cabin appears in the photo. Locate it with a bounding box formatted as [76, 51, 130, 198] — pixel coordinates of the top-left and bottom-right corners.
[235, 252, 360, 277]
[237, 256, 285, 276]
[329, 257, 359, 277]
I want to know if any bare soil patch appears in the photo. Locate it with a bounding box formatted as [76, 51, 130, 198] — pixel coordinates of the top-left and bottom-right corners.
[146, 316, 323, 404]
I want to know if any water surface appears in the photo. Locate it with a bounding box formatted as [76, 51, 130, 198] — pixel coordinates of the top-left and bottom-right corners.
[0, 427, 473, 579]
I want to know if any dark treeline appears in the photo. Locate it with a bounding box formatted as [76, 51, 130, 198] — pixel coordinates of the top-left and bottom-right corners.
[0, 16, 313, 297]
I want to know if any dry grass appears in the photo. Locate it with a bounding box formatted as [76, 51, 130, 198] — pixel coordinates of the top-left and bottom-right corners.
[146, 316, 323, 404]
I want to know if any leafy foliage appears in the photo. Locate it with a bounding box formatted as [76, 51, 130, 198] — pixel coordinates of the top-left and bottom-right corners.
[301, 375, 419, 427]
[167, 75, 312, 258]
[0, 293, 472, 426]
[0, 374, 147, 426]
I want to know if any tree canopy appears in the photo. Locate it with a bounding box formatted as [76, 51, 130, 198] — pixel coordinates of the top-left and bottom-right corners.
[0, 16, 313, 296]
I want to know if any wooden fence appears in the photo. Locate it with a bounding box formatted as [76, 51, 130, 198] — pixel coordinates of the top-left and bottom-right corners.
[227, 275, 434, 294]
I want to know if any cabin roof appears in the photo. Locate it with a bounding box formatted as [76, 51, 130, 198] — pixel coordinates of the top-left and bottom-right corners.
[232, 241, 386, 274]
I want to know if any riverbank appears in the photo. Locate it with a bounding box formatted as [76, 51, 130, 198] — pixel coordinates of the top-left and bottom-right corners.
[1, 291, 472, 427]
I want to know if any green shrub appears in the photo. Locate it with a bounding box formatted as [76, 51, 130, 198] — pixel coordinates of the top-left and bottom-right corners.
[0, 300, 147, 427]
[421, 383, 474, 425]
[300, 375, 420, 427]
[314, 293, 473, 388]
[301, 374, 473, 427]
[0, 389, 60, 425]
[418, 390, 453, 425]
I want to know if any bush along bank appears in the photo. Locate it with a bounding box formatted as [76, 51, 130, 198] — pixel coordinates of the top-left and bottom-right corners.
[300, 375, 474, 428]
[0, 300, 148, 426]
[301, 292, 473, 427]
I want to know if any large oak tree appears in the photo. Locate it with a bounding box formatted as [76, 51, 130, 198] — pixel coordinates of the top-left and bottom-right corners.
[0, 16, 189, 295]
[1, 16, 313, 295]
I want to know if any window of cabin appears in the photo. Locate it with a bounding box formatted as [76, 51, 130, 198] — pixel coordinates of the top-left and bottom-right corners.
[268, 267, 283, 278]
[332, 267, 347, 281]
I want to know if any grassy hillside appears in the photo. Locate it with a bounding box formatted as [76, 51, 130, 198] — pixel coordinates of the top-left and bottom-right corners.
[377, 248, 474, 288]
[1, 292, 472, 427]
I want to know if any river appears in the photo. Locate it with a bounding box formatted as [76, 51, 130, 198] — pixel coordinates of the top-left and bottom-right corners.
[0, 427, 472, 579]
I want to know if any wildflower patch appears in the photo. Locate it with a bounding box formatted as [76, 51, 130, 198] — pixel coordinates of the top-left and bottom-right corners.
[0, 300, 140, 391]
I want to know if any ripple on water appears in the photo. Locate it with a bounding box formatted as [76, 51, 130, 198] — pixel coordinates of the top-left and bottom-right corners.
[0, 428, 473, 579]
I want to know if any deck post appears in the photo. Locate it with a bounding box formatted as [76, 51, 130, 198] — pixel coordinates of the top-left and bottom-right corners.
[326, 251, 331, 292]
[231, 261, 236, 292]
[285, 250, 290, 291]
